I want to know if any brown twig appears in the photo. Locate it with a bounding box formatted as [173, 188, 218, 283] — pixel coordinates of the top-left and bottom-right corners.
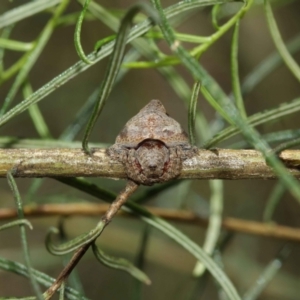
[0, 148, 299, 179]
[43, 180, 138, 299]
[44, 244, 89, 299]
[1, 202, 299, 242]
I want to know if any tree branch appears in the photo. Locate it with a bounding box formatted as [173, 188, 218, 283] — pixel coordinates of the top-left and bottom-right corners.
[0, 203, 299, 242]
[44, 180, 138, 299]
[0, 148, 299, 179]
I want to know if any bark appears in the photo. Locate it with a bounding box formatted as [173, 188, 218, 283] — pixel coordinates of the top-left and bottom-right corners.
[0, 148, 299, 179]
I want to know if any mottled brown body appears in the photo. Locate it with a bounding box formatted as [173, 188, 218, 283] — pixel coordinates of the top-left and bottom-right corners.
[108, 100, 196, 185]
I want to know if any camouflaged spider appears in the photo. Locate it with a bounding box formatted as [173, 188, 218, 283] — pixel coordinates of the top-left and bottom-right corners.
[108, 100, 196, 185]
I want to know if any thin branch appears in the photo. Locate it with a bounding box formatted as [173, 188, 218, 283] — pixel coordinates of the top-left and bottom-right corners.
[44, 244, 89, 300]
[44, 180, 138, 299]
[0, 203, 299, 242]
[0, 148, 299, 179]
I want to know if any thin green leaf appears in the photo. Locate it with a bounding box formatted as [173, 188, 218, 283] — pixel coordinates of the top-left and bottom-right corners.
[61, 48, 140, 141]
[136, 225, 150, 267]
[0, 256, 90, 300]
[152, 0, 300, 209]
[263, 182, 285, 222]
[0, 219, 33, 232]
[87, 0, 210, 145]
[130, 203, 241, 300]
[243, 245, 291, 300]
[0, 0, 70, 115]
[204, 97, 300, 148]
[144, 31, 211, 44]
[57, 219, 86, 296]
[92, 243, 151, 285]
[264, 0, 300, 83]
[241, 33, 300, 96]
[82, 3, 160, 153]
[0, 25, 14, 75]
[231, 20, 247, 119]
[77, 0, 118, 30]
[132, 225, 150, 299]
[193, 180, 223, 277]
[0, 51, 31, 82]
[201, 85, 235, 125]
[127, 0, 248, 69]
[0, 38, 33, 52]
[0, 136, 105, 148]
[6, 171, 43, 300]
[57, 10, 95, 27]
[58, 177, 241, 300]
[56, 177, 117, 201]
[202, 88, 300, 202]
[94, 35, 117, 51]
[74, 0, 93, 64]
[230, 129, 300, 149]
[273, 137, 300, 154]
[0, 0, 237, 129]
[45, 223, 104, 255]
[188, 81, 201, 145]
[0, 0, 62, 29]
[59, 282, 66, 300]
[212, 4, 221, 30]
[23, 81, 52, 139]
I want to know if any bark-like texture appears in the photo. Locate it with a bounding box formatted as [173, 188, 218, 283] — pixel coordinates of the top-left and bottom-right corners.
[0, 148, 299, 179]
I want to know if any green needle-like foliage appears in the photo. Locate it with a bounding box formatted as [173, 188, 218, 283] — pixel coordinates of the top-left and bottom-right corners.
[0, 0, 299, 299]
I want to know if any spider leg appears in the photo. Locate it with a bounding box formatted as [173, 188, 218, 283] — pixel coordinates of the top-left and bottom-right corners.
[160, 147, 182, 182]
[180, 145, 198, 160]
[107, 144, 127, 163]
[125, 149, 150, 185]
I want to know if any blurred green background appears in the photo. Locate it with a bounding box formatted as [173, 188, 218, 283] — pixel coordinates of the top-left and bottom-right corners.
[0, 0, 300, 299]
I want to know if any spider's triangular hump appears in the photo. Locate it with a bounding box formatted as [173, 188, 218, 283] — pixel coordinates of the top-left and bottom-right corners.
[115, 99, 189, 147]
